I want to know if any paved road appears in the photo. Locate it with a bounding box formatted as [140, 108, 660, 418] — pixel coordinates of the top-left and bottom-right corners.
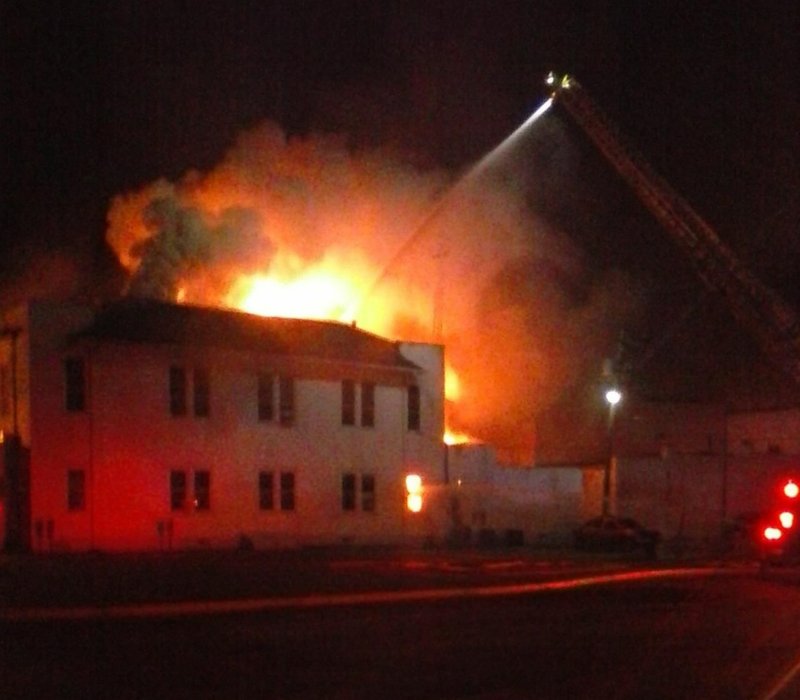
[3, 559, 799, 699]
[0, 547, 685, 610]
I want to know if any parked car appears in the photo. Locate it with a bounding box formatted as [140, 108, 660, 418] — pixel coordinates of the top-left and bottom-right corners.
[574, 516, 661, 557]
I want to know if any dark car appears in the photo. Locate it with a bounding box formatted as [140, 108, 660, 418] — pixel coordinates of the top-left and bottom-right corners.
[574, 516, 661, 557]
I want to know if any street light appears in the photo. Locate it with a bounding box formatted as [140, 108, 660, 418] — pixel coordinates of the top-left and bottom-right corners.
[603, 387, 622, 516]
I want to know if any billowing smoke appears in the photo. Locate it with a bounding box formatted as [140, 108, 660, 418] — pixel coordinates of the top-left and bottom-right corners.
[125, 189, 272, 300]
[107, 123, 449, 312]
[106, 118, 636, 463]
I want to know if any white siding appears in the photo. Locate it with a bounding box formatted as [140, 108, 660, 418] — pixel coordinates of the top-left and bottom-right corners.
[6, 301, 446, 551]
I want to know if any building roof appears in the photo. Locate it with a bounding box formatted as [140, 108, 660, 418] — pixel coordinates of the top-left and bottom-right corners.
[76, 299, 419, 370]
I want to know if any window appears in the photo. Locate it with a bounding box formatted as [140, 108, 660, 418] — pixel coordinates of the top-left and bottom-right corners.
[407, 385, 420, 431]
[279, 376, 294, 426]
[342, 473, 375, 512]
[258, 373, 274, 421]
[193, 368, 210, 417]
[361, 383, 375, 427]
[194, 470, 210, 510]
[341, 380, 355, 426]
[260, 471, 294, 511]
[170, 366, 210, 417]
[67, 469, 85, 511]
[64, 357, 86, 412]
[169, 366, 187, 416]
[361, 474, 376, 512]
[258, 471, 274, 510]
[0, 363, 9, 416]
[170, 470, 187, 510]
[280, 471, 295, 511]
[170, 470, 210, 510]
[342, 473, 356, 511]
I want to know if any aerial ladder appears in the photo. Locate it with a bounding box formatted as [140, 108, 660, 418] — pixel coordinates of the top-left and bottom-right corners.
[546, 73, 800, 388]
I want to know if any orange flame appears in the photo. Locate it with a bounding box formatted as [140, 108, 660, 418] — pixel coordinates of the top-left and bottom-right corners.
[105, 120, 575, 464]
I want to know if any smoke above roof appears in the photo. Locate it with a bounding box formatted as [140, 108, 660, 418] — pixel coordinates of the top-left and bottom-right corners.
[105, 118, 637, 462]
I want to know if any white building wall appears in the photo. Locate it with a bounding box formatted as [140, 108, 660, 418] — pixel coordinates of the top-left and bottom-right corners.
[8, 301, 446, 552]
[395, 342, 448, 542]
[444, 443, 584, 544]
[21, 302, 95, 550]
[398, 341, 445, 480]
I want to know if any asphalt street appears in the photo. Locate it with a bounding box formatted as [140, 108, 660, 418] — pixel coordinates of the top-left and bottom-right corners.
[0, 545, 749, 612]
[2, 560, 796, 700]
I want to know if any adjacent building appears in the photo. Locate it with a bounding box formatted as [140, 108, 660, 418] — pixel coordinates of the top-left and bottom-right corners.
[0, 299, 445, 551]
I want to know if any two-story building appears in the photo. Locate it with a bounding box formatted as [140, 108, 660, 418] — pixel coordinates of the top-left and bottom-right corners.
[0, 299, 445, 551]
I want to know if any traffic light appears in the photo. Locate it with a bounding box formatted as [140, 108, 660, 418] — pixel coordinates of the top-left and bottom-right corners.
[778, 479, 798, 532]
[761, 478, 799, 544]
[405, 474, 423, 513]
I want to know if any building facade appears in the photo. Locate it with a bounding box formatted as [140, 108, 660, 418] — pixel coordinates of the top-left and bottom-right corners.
[0, 299, 445, 552]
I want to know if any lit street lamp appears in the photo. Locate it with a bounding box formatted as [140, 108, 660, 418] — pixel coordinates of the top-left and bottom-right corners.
[603, 387, 622, 516]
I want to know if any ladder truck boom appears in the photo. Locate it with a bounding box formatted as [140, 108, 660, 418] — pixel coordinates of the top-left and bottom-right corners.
[546, 72, 800, 387]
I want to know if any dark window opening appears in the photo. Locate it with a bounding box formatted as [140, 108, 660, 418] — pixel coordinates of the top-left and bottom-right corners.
[67, 469, 86, 511]
[362, 474, 376, 512]
[193, 368, 210, 417]
[194, 470, 210, 510]
[65, 357, 86, 412]
[259, 471, 274, 510]
[342, 473, 356, 511]
[361, 383, 375, 427]
[169, 366, 187, 416]
[407, 385, 420, 431]
[258, 373, 274, 422]
[280, 471, 295, 511]
[170, 470, 187, 510]
[342, 380, 355, 426]
[279, 377, 295, 426]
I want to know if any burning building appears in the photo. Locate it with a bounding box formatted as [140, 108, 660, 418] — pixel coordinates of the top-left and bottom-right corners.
[0, 298, 444, 551]
[0, 109, 643, 551]
[102, 120, 633, 466]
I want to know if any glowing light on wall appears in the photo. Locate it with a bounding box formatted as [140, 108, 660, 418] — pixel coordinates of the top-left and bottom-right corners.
[405, 473, 423, 513]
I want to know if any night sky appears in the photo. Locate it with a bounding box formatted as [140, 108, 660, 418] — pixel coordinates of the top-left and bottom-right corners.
[3, 1, 799, 405]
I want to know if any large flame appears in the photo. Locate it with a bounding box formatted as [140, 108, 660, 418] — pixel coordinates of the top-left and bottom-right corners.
[106, 125, 477, 442]
[226, 254, 361, 324]
[106, 119, 631, 463]
[226, 254, 477, 443]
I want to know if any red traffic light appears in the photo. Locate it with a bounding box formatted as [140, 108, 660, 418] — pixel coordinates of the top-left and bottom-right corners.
[783, 480, 799, 499]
